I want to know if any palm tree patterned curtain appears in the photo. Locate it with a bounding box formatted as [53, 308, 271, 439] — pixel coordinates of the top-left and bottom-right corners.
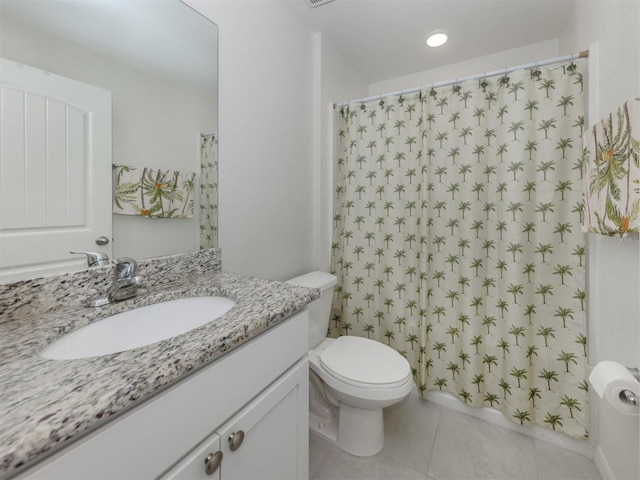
[200, 133, 218, 249]
[583, 96, 640, 235]
[330, 63, 588, 439]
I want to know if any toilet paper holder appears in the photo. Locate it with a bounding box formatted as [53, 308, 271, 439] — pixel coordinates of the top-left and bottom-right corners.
[620, 366, 640, 406]
[620, 389, 638, 406]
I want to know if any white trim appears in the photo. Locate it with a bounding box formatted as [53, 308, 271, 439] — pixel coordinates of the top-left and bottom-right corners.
[593, 445, 614, 480]
[424, 390, 595, 459]
[311, 32, 323, 270]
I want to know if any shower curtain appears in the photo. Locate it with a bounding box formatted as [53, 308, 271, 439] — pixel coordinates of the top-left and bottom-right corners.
[330, 63, 588, 438]
[200, 133, 218, 249]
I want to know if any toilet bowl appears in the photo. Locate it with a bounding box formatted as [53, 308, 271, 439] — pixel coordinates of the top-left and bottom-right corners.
[287, 271, 413, 456]
[309, 336, 413, 455]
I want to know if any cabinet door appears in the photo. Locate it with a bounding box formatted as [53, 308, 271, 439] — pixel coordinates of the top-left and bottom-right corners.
[160, 432, 222, 480]
[217, 359, 308, 480]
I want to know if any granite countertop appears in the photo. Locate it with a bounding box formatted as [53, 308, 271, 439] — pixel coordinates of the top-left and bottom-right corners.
[0, 270, 319, 478]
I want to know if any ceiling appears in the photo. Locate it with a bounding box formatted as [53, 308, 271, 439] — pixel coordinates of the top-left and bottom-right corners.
[282, 0, 576, 85]
[0, 0, 217, 90]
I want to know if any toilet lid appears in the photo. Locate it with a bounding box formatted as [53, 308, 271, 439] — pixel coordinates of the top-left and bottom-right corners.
[319, 336, 411, 388]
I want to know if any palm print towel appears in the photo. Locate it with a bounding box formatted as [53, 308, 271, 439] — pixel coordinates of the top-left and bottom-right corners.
[113, 164, 196, 218]
[583, 96, 640, 236]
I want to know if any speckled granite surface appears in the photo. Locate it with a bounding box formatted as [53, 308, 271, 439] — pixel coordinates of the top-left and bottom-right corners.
[0, 250, 319, 478]
[0, 249, 223, 324]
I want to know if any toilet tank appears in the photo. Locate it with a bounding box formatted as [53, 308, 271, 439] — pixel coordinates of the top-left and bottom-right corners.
[287, 271, 337, 349]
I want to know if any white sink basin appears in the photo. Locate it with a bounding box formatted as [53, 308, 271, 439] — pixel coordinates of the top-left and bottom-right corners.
[40, 296, 235, 360]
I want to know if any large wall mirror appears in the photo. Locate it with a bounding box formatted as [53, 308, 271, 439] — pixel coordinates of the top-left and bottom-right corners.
[0, 0, 218, 282]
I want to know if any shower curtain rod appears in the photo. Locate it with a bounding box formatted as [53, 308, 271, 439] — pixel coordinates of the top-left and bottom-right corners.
[333, 49, 588, 109]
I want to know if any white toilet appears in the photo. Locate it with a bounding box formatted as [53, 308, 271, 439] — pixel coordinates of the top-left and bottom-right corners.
[287, 271, 413, 456]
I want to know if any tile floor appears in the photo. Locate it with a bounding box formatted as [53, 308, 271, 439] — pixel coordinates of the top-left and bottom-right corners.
[309, 390, 601, 480]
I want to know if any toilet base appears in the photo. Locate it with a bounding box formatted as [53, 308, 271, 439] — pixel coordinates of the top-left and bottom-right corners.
[309, 404, 385, 457]
[337, 403, 384, 456]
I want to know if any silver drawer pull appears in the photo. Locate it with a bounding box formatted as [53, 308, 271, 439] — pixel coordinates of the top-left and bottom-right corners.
[204, 451, 223, 475]
[228, 430, 245, 452]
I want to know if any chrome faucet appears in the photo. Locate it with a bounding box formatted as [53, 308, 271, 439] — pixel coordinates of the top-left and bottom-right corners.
[89, 257, 145, 307]
[70, 250, 110, 267]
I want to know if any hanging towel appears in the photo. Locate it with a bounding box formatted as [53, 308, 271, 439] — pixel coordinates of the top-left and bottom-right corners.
[113, 164, 196, 218]
[583, 96, 640, 236]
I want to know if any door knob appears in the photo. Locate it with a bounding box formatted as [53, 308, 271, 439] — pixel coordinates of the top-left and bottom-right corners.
[228, 430, 244, 452]
[95, 236, 110, 246]
[204, 451, 223, 475]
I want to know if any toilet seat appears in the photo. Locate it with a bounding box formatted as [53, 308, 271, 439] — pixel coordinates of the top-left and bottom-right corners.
[319, 336, 411, 389]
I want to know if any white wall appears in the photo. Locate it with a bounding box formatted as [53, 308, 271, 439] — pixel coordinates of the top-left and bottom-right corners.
[368, 40, 560, 95]
[559, 0, 640, 369]
[185, 0, 368, 279]
[185, 0, 316, 281]
[316, 35, 369, 270]
[561, 0, 639, 116]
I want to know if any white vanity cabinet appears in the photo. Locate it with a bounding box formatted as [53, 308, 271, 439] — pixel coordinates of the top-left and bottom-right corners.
[162, 358, 307, 479]
[16, 310, 309, 480]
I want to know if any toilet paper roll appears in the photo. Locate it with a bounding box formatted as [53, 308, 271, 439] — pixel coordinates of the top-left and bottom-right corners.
[589, 361, 640, 416]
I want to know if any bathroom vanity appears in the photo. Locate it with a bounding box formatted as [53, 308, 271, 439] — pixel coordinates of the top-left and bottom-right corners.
[17, 311, 309, 479]
[0, 250, 318, 479]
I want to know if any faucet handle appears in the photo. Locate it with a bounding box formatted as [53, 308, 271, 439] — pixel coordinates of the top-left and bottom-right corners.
[114, 257, 138, 279]
[70, 251, 110, 267]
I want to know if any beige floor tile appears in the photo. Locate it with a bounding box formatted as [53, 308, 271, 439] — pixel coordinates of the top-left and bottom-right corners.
[427, 407, 539, 480]
[309, 389, 602, 480]
[381, 390, 442, 474]
[312, 446, 425, 480]
[534, 439, 601, 479]
[310, 433, 332, 478]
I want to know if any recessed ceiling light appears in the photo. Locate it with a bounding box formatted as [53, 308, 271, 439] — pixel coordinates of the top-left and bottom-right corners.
[426, 30, 448, 48]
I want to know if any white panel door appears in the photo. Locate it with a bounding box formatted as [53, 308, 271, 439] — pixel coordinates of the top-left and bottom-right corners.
[0, 58, 112, 281]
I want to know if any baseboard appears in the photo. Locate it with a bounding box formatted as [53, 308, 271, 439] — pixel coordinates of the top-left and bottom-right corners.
[424, 390, 595, 458]
[593, 446, 613, 480]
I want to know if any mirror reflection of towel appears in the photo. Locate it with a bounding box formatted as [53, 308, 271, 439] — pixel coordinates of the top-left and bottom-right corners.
[583, 96, 640, 236]
[113, 164, 196, 218]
